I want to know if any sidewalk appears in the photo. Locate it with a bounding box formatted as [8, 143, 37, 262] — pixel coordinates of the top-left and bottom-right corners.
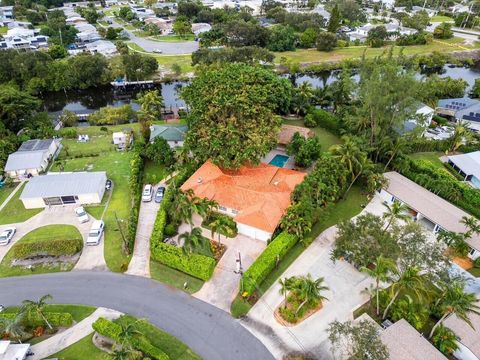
[29, 307, 122, 360]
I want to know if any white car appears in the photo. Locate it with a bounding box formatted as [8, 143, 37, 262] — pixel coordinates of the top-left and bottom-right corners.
[0, 227, 16, 246]
[142, 184, 153, 202]
[86, 220, 105, 246]
[153, 49, 163, 54]
[75, 206, 89, 223]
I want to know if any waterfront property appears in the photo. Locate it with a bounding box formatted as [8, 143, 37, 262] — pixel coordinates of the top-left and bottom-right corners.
[436, 98, 480, 131]
[20, 172, 106, 209]
[149, 124, 188, 148]
[448, 151, 480, 188]
[4, 139, 59, 179]
[181, 160, 305, 241]
[379, 171, 480, 259]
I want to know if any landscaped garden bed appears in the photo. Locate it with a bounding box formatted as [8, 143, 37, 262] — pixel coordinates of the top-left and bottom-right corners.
[0, 225, 83, 277]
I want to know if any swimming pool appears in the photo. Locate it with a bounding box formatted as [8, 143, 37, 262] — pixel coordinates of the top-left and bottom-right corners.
[269, 154, 289, 168]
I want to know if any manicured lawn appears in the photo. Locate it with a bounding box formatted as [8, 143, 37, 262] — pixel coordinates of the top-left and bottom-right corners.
[0, 225, 83, 278]
[52, 334, 106, 360]
[144, 161, 168, 184]
[0, 26, 7, 35]
[431, 15, 454, 22]
[0, 183, 43, 225]
[274, 38, 480, 65]
[150, 260, 204, 294]
[282, 118, 343, 150]
[468, 267, 480, 277]
[0, 184, 16, 206]
[232, 186, 368, 317]
[409, 152, 445, 169]
[116, 315, 202, 360]
[151, 34, 196, 42]
[4, 304, 96, 323]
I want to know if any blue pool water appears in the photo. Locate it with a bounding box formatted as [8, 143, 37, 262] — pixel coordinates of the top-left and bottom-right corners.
[269, 154, 289, 168]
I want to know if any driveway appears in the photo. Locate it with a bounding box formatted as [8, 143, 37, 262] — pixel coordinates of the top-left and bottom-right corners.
[0, 272, 274, 360]
[0, 205, 106, 271]
[126, 183, 164, 277]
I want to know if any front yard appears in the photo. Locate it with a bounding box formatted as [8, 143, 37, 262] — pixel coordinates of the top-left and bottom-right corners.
[0, 183, 42, 225]
[150, 260, 204, 294]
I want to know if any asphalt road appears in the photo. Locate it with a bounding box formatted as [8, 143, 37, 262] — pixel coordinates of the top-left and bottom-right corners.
[0, 271, 273, 360]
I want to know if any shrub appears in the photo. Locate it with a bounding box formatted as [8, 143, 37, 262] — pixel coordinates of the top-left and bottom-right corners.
[126, 144, 145, 252]
[316, 32, 337, 51]
[151, 243, 216, 281]
[241, 232, 297, 295]
[12, 238, 83, 260]
[164, 223, 177, 237]
[303, 114, 317, 128]
[308, 108, 340, 134]
[0, 312, 73, 328]
[336, 39, 348, 48]
[59, 127, 78, 139]
[474, 257, 480, 268]
[92, 317, 122, 339]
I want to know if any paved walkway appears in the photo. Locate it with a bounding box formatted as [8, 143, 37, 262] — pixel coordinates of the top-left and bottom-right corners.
[126, 183, 164, 277]
[29, 307, 122, 360]
[0, 181, 24, 212]
[177, 215, 266, 312]
[241, 197, 386, 359]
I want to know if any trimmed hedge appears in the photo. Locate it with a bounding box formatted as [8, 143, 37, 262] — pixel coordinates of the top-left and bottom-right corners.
[12, 238, 83, 260]
[127, 144, 145, 253]
[92, 317, 169, 360]
[241, 232, 297, 295]
[151, 243, 216, 281]
[307, 108, 341, 135]
[0, 312, 73, 328]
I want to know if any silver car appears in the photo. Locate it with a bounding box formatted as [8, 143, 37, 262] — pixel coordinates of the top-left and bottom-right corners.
[0, 227, 16, 246]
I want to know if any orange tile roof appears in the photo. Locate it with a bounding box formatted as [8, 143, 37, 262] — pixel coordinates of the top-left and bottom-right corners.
[181, 160, 306, 233]
[278, 125, 314, 145]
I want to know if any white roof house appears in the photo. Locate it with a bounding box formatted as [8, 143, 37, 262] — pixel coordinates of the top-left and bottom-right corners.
[0, 340, 30, 360]
[379, 171, 480, 257]
[448, 151, 480, 189]
[20, 171, 107, 209]
[444, 312, 480, 360]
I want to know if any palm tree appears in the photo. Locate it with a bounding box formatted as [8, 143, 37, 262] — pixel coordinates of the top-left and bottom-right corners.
[449, 121, 471, 153]
[382, 201, 410, 231]
[21, 294, 53, 330]
[361, 255, 398, 316]
[180, 227, 208, 254]
[210, 215, 235, 245]
[291, 275, 329, 315]
[193, 197, 218, 220]
[293, 82, 314, 115]
[432, 325, 459, 356]
[137, 90, 164, 122]
[279, 204, 312, 238]
[278, 277, 293, 309]
[382, 267, 428, 320]
[428, 281, 480, 339]
[172, 189, 195, 228]
[461, 216, 480, 239]
[382, 137, 406, 171]
[118, 320, 143, 347]
[0, 313, 26, 343]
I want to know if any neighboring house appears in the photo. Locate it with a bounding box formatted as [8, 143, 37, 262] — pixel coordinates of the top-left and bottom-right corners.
[381, 319, 447, 360]
[4, 139, 59, 179]
[112, 128, 133, 150]
[347, 23, 416, 42]
[192, 22, 211, 35]
[436, 98, 480, 131]
[149, 125, 188, 148]
[144, 17, 173, 34]
[448, 151, 480, 189]
[0, 27, 48, 50]
[277, 124, 314, 146]
[0, 340, 30, 360]
[400, 102, 435, 135]
[379, 171, 480, 259]
[84, 40, 117, 56]
[20, 171, 107, 209]
[444, 312, 480, 360]
[181, 160, 306, 241]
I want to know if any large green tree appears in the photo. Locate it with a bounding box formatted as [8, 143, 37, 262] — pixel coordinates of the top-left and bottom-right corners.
[182, 64, 292, 169]
[0, 84, 41, 131]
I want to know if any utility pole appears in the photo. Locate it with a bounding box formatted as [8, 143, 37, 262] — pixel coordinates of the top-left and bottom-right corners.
[234, 252, 243, 275]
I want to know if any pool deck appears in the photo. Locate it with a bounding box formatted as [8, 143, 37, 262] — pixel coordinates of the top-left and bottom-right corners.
[262, 149, 296, 170]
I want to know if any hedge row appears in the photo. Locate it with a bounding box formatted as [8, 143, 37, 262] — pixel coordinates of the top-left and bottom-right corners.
[127, 144, 145, 253]
[0, 312, 73, 328]
[151, 242, 216, 281]
[12, 238, 83, 260]
[241, 232, 297, 295]
[92, 317, 169, 360]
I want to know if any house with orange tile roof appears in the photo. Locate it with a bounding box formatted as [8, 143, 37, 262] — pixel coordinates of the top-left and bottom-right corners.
[181, 160, 306, 241]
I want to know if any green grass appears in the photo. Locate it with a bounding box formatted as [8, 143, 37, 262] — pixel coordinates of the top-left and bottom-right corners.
[0, 183, 43, 225]
[274, 38, 479, 65]
[231, 186, 368, 317]
[0, 184, 16, 206]
[468, 267, 480, 277]
[150, 260, 204, 294]
[431, 15, 454, 22]
[144, 161, 168, 184]
[151, 34, 196, 42]
[52, 334, 106, 360]
[409, 152, 445, 169]
[116, 315, 202, 360]
[0, 26, 7, 35]
[3, 304, 96, 323]
[0, 225, 82, 278]
[52, 125, 140, 272]
[282, 118, 342, 150]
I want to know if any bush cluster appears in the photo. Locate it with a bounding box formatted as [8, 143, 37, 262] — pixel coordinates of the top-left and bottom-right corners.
[12, 238, 83, 260]
[241, 232, 297, 295]
[0, 312, 73, 328]
[93, 317, 169, 360]
[126, 143, 145, 253]
[305, 108, 341, 134]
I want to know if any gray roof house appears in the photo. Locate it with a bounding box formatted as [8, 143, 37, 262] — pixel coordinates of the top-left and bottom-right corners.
[20, 171, 107, 209]
[448, 151, 480, 188]
[436, 98, 480, 131]
[4, 139, 59, 179]
[444, 312, 480, 360]
[149, 125, 187, 148]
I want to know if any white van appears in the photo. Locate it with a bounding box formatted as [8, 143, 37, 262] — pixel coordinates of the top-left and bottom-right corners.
[142, 184, 153, 202]
[86, 220, 105, 246]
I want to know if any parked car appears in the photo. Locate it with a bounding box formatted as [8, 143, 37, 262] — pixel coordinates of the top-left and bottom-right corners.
[75, 206, 89, 223]
[105, 179, 112, 190]
[154, 186, 165, 203]
[153, 49, 163, 53]
[86, 220, 105, 246]
[0, 304, 4, 312]
[142, 184, 153, 202]
[0, 227, 16, 246]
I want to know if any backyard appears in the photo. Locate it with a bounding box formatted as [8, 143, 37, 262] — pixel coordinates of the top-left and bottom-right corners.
[408, 152, 445, 169]
[282, 118, 342, 151]
[0, 225, 83, 277]
[0, 183, 43, 225]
